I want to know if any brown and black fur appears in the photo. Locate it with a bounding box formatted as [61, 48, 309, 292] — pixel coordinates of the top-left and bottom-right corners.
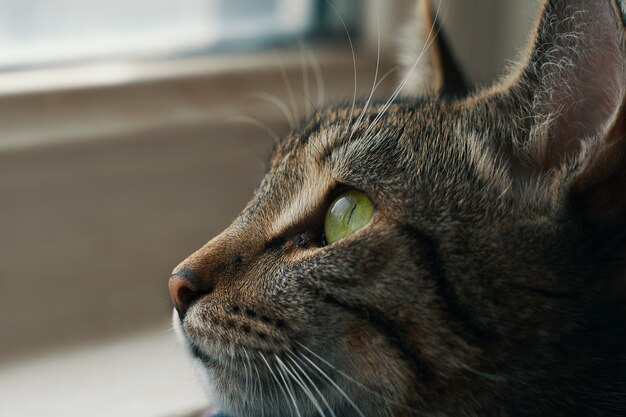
[170, 1, 626, 416]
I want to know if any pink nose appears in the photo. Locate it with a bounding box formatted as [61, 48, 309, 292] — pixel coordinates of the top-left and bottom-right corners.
[168, 270, 212, 318]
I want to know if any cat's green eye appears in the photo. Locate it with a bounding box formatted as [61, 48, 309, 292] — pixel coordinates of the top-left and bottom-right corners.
[324, 190, 374, 244]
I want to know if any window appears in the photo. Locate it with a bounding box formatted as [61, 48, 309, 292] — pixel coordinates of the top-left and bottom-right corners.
[0, 0, 359, 71]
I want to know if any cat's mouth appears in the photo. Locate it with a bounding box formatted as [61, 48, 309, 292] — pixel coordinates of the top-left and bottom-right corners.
[174, 308, 282, 372]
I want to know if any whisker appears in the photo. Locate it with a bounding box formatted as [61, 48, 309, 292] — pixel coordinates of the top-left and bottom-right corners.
[296, 342, 429, 416]
[243, 350, 262, 415]
[250, 351, 269, 417]
[273, 49, 300, 122]
[325, 0, 357, 133]
[461, 363, 508, 382]
[295, 351, 366, 417]
[296, 86, 322, 120]
[256, 351, 278, 415]
[298, 38, 312, 117]
[373, 66, 399, 94]
[240, 350, 251, 407]
[301, 40, 326, 108]
[362, 0, 444, 140]
[274, 354, 303, 417]
[349, 0, 381, 137]
[260, 352, 293, 416]
[226, 115, 281, 144]
[244, 91, 296, 129]
[278, 354, 327, 417]
[288, 353, 338, 417]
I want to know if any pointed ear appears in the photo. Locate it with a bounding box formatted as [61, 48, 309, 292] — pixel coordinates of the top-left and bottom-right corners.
[399, 0, 468, 96]
[506, 0, 626, 223]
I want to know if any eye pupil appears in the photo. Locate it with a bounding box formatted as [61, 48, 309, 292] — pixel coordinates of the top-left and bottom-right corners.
[324, 190, 374, 244]
[346, 204, 358, 225]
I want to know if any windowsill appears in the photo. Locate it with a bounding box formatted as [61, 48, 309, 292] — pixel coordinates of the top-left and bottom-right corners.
[0, 48, 392, 151]
[0, 48, 353, 97]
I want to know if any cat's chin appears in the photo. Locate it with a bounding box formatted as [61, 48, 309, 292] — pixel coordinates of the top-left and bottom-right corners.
[172, 310, 266, 417]
[173, 310, 392, 417]
[172, 310, 232, 416]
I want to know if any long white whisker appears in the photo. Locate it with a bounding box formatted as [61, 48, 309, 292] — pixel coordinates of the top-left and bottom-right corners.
[298, 89, 321, 120]
[273, 50, 300, 122]
[274, 354, 303, 417]
[258, 351, 279, 415]
[240, 350, 251, 407]
[296, 342, 428, 416]
[279, 354, 327, 417]
[362, 0, 443, 140]
[302, 41, 325, 108]
[250, 351, 268, 417]
[288, 353, 337, 417]
[260, 352, 293, 416]
[349, 0, 381, 136]
[226, 115, 281, 144]
[294, 353, 375, 417]
[244, 350, 263, 416]
[296, 351, 366, 417]
[326, 0, 357, 133]
[244, 91, 296, 129]
[298, 38, 312, 117]
[373, 66, 399, 94]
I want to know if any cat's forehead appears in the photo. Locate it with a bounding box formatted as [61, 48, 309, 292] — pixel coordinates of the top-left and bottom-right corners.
[276, 101, 439, 159]
[273, 97, 512, 180]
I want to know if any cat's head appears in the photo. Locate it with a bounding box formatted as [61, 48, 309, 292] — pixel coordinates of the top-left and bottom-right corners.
[170, 1, 626, 416]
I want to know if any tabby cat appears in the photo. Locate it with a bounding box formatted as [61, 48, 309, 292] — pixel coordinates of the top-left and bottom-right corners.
[169, 0, 626, 416]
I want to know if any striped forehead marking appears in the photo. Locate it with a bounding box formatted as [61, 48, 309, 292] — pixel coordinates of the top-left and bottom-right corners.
[267, 129, 342, 237]
[268, 159, 333, 237]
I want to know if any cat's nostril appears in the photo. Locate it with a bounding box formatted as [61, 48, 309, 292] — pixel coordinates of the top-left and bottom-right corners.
[168, 275, 211, 319]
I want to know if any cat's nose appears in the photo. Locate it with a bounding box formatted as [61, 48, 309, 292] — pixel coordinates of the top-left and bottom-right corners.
[168, 268, 212, 318]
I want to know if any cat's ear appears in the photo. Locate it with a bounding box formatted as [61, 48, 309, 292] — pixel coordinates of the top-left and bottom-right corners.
[506, 0, 626, 222]
[399, 0, 468, 96]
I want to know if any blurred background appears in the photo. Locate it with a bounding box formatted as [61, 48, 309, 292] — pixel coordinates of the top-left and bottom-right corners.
[0, 1, 540, 416]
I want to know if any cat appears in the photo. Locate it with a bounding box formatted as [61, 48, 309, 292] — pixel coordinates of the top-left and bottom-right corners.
[169, 0, 626, 416]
